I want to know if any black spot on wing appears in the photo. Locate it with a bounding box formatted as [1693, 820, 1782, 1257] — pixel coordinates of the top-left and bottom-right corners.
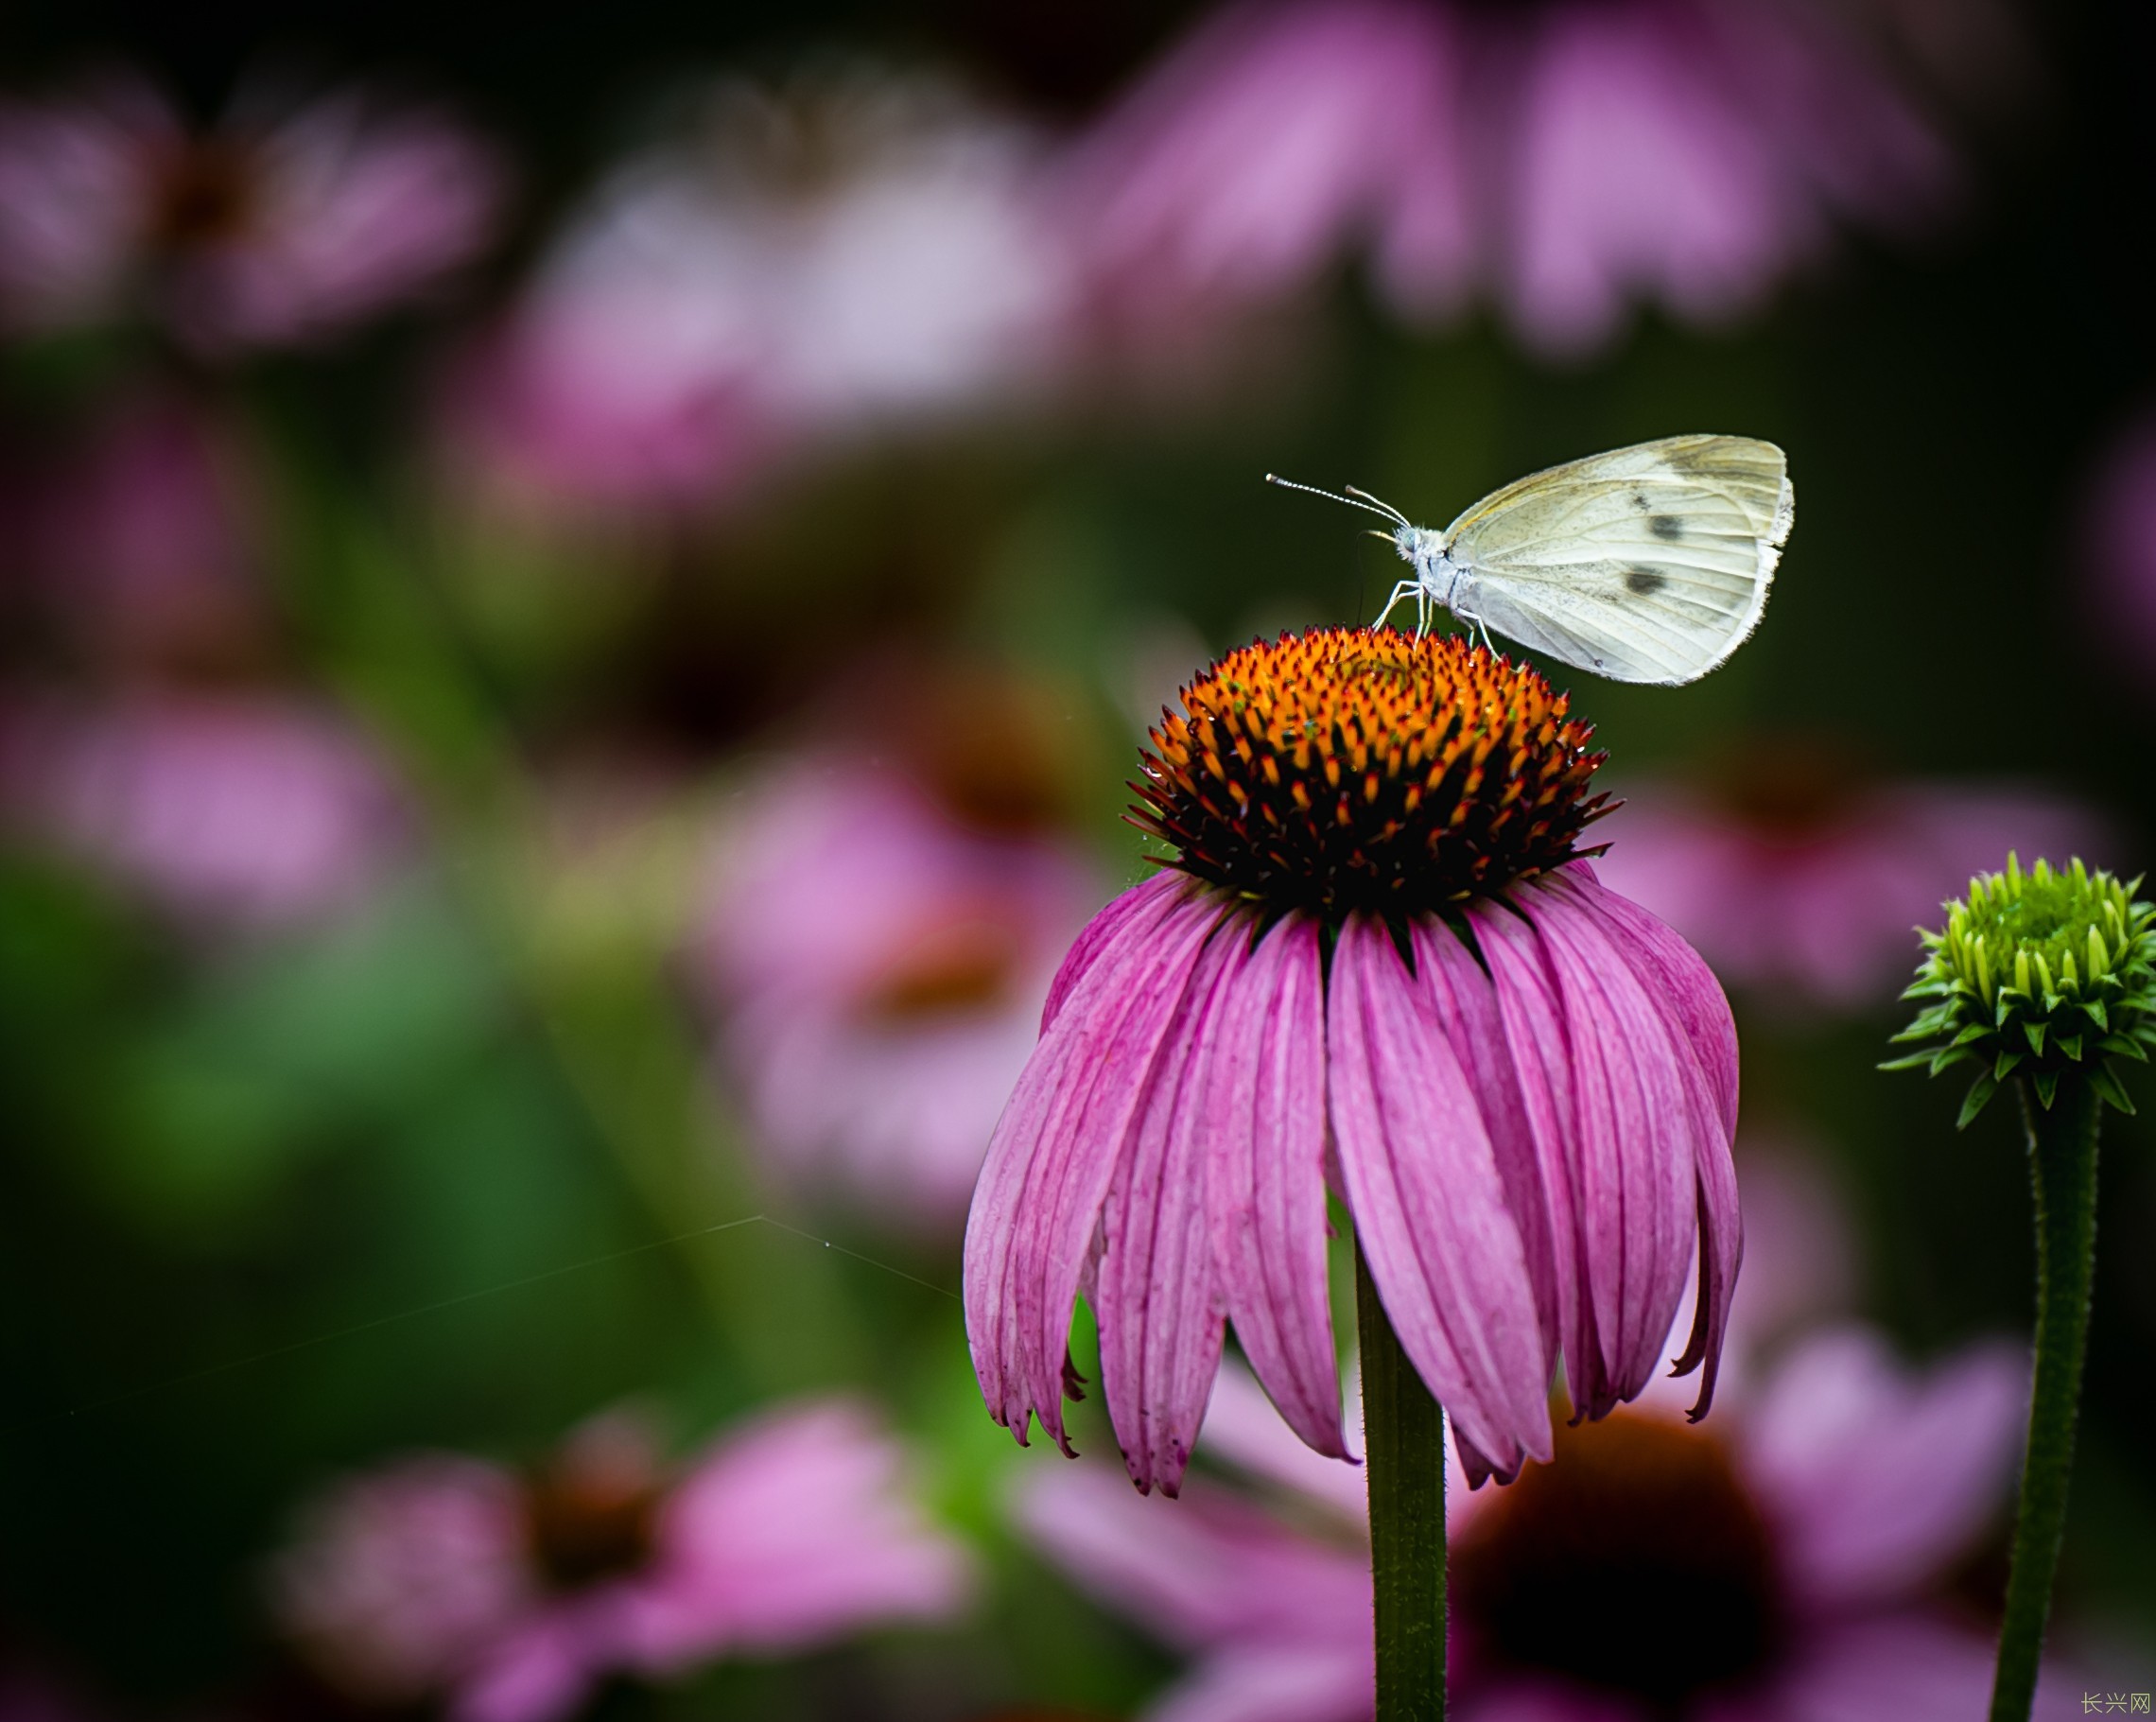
[1649, 514, 1683, 541]
[1624, 568, 1668, 595]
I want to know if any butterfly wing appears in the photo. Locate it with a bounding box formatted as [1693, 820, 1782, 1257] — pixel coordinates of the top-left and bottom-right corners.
[1443, 435, 1793, 685]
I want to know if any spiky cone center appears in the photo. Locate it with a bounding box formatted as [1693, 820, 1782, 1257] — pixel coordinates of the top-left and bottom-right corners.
[1131, 628, 1610, 918]
[1889, 855, 2156, 1121]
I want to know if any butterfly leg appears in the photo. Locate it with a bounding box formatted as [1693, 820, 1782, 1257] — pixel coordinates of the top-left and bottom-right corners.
[1372, 580, 1419, 632]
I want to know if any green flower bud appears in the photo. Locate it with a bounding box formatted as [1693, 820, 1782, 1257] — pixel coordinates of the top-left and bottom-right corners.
[1886, 855, 2156, 1125]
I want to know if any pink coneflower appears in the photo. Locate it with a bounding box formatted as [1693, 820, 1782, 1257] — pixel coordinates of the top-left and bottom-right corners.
[0, 691, 407, 929]
[689, 756, 1104, 1226]
[1019, 1318, 2056, 1721]
[1588, 747, 2105, 1013]
[440, 66, 1068, 514]
[271, 1400, 971, 1722]
[965, 626, 1740, 1494]
[0, 73, 502, 353]
[1058, 0, 1956, 356]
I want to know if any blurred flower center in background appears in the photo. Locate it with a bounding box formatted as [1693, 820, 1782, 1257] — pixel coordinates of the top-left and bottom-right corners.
[0, 73, 504, 352]
[1453, 1410, 1783, 1706]
[859, 913, 1026, 1022]
[519, 1422, 665, 1593]
[1591, 733, 2106, 1015]
[144, 137, 257, 252]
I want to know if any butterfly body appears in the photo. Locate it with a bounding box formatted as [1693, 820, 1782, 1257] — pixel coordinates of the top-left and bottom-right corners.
[1270, 434, 1794, 686]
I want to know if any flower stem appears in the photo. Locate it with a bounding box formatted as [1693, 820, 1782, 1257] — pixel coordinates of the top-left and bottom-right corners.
[1357, 1239, 1446, 1721]
[1991, 1075, 2102, 1722]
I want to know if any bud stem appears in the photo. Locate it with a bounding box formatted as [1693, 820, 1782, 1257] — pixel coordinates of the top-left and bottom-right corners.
[1991, 1076, 2102, 1722]
[1357, 1238, 1447, 1721]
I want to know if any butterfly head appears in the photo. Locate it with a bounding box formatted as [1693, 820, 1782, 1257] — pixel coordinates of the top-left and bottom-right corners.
[1395, 524, 1447, 567]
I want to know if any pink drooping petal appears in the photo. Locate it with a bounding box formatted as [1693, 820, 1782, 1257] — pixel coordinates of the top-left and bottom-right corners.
[1096, 922, 1242, 1495]
[965, 878, 1226, 1453]
[1545, 864, 1742, 1414]
[1200, 913, 1347, 1465]
[1412, 918, 1560, 1369]
[1743, 1327, 2027, 1609]
[1327, 914, 1552, 1478]
[1043, 867, 1188, 1032]
[1555, 861, 1737, 1132]
[1470, 880, 1706, 1420]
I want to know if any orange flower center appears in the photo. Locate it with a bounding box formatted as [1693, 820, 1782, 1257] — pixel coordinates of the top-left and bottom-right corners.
[1453, 1411, 1784, 1707]
[1132, 629, 1608, 916]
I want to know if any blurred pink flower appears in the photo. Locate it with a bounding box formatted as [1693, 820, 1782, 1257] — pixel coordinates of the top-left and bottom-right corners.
[272, 1400, 971, 1722]
[440, 67, 1069, 513]
[0, 73, 503, 353]
[1060, 0, 1956, 356]
[1052, 2, 1472, 325]
[688, 759, 1104, 1226]
[11, 389, 265, 669]
[0, 692, 407, 929]
[1020, 1318, 2050, 1722]
[1590, 766, 2106, 1012]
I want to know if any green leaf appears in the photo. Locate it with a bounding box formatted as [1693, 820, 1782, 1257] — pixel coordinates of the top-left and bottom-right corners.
[2090, 1064, 2136, 1115]
[2033, 1070, 2060, 1109]
[2099, 1035, 2148, 1062]
[2056, 1035, 2083, 1062]
[2025, 1020, 2047, 1056]
[1880, 1050, 1939, 1071]
[1956, 1071, 2001, 1129]
[1994, 1049, 2024, 1081]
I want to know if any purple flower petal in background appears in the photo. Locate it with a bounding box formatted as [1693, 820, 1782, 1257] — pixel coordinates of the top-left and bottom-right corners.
[1589, 765, 2107, 1014]
[1056, 0, 1959, 357]
[1052, 1, 1470, 325]
[271, 1400, 970, 1722]
[688, 758, 1104, 1227]
[0, 691, 409, 931]
[0, 72, 503, 353]
[437, 66, 1071, 516]
[1495, 0, 1952, 355]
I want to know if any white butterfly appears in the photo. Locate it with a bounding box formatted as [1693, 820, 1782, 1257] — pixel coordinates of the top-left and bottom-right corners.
[1268, 434, 1794, 686]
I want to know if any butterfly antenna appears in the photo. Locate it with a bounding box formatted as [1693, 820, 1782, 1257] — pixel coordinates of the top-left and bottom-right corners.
[1264, 473, 1410, 528]
[1343, 484, 1413, 527]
